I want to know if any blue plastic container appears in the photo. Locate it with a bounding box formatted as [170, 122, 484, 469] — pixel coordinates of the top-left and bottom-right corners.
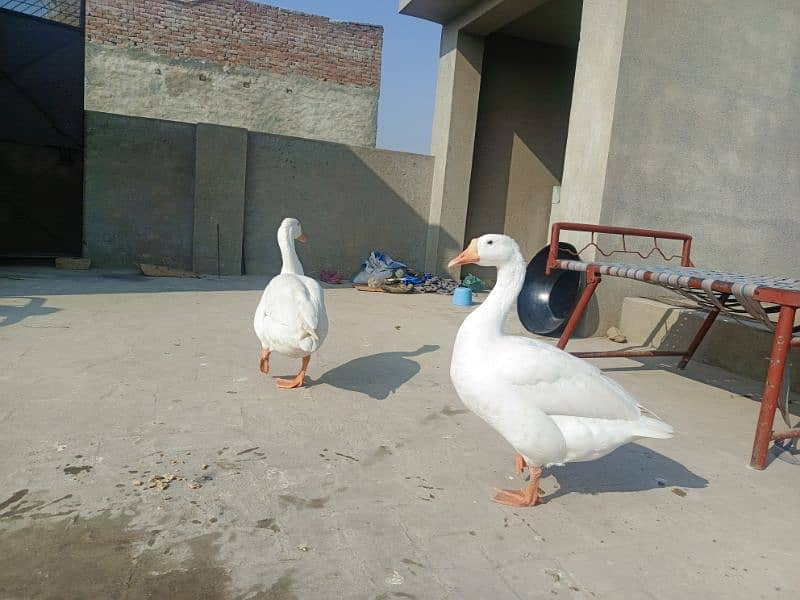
[452, 286, 473, 307]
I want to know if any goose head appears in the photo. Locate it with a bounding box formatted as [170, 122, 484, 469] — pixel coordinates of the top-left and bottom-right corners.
[280, 217, 307, 243]
[448, 234, 520, 268]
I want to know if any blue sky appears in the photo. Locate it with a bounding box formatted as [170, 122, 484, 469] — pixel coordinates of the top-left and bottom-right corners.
[258, 0, 441, 155]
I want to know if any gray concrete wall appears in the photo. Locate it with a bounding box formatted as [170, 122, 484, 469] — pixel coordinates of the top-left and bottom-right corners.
[465, 35, 575, 279]
[83, 112, 196, 269]
[83, 111, 435, 275]
[244, 133, 435, 277]
[85, 43, 380, 147]
[192, 124, 248, 276]
[592, 0, 800, 332]
[552, 0, 628, 241]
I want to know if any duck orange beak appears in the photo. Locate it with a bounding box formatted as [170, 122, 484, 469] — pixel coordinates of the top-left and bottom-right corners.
[448, 239, 480, 268]
[296, 233, 307, 243]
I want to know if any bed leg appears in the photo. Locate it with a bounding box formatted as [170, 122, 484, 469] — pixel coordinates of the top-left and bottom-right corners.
[558, 270, 600, 351]
[750, 305, 795, 470]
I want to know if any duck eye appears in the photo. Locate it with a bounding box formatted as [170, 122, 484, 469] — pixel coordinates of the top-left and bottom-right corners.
[487, 240, 494, 245]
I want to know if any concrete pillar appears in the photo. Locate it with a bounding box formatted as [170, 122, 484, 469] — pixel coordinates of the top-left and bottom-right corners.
[192, 123, 248, 275]
[554, 0, 628, 251]
[425, 26, 484, 274]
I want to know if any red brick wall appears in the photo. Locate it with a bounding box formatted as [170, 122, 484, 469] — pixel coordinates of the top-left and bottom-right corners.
[85, 0, 383, 88]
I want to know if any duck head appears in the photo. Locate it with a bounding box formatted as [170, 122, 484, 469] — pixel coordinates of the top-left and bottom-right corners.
[448, 234, 519, 268]
[280, 217, 307, 243]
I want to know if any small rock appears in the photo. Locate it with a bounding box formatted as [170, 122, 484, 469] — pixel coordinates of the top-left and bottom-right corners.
[132, 479, 143, 487]
[384, 570, 404, 585]
[545, 568, 563, 583]
[188, 481, 202, 490]
[656, 477, 667, 486]
[296, 544, 309, 552]
[201, 464, 209, 470]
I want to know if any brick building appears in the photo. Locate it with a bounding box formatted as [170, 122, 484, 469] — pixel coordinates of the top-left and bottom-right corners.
[84, 0, 384, 146]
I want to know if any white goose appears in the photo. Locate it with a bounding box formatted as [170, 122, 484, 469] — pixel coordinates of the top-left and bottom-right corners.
[449, 234, 673, 507]
[253, 218, 328, 389]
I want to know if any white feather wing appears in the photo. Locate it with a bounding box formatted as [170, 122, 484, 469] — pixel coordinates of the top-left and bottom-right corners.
[256, 274, 327, 356]
[496, 336, 641, 421]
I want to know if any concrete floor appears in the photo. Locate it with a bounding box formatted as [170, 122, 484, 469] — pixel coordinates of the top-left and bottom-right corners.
[1, 267, 798, 599]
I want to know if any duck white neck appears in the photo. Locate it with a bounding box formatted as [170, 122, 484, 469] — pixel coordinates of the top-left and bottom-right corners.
[278, 229, 304, 276]
[462, 250, 526, 338]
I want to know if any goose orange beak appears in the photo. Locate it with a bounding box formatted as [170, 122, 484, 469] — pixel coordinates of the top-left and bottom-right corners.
[296, 233, 307, 243]
[448, 239, 479, 268]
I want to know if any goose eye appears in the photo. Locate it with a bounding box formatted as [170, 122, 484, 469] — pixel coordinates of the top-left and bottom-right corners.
[487, 240, 494, 245]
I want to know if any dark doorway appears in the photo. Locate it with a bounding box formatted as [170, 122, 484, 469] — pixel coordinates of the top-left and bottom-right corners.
[0, 1, 85, 258]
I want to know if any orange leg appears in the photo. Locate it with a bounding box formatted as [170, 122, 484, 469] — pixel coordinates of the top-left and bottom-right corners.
[277, 355, 310, 389]
[515, 452, 527, 475]
[259, 349, 271, 374]
[493, 466, 543, 507]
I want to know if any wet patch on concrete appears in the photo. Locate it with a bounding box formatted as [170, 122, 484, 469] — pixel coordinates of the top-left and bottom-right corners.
[236, 447, 259, 456]
[362, 445, 393, 467]
[278, 495, 328, 510]
[256, 518, 281, 533]
[63, 465, 93, 476]
[0, 491, 76, 521]
[0, 511, 255, 599]
[401, 558, 424, 569]
[249, 570, 297, 600]
[0, 490, 28, 511]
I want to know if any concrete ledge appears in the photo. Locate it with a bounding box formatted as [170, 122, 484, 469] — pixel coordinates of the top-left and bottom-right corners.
[620, 296, 800, 392]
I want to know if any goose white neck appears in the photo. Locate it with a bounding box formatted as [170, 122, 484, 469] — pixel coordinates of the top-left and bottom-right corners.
[278, 228, 304, 276]
[463, 251, 526, 337]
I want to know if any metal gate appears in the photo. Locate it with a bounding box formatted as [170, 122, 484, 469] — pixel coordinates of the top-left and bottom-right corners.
[0, 0, 85, 258]
[0, 0, 84, 26]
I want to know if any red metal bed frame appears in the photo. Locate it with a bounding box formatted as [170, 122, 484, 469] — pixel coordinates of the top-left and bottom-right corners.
[546, 222, 800, 469]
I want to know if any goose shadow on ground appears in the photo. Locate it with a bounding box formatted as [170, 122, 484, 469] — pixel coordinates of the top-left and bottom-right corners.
[309, 344, 440, 400]
[542, 443, 708, 501]
[0, 297, 60, 327]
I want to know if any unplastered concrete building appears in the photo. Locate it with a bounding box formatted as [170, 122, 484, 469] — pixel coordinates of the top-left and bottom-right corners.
[85, 0, 383, 146]
[401, 0, 800, 333]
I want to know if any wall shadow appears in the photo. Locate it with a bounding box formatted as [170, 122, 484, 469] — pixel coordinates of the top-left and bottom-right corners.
[594, 301, 800, 415]
[0, 268, 270, 296]
[243, 133, 444, 279]
[599, 353, 800, 420]
[0, 296, 60, 327]
[309, 345, 440, 400]
[545, 443, 708, 501]
[464, 35, 576, 282]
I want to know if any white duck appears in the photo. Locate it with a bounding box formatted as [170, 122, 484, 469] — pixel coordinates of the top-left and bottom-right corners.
[448, 234, 673, 507]
[253, 218, 328, 389]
